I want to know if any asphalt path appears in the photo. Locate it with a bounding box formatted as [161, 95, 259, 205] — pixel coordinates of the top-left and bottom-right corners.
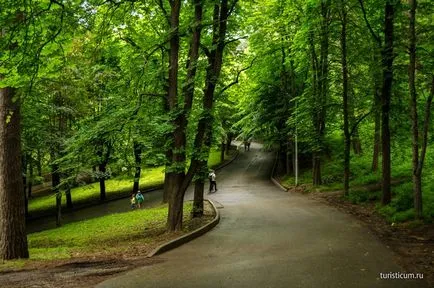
[96, 143, 426, 288]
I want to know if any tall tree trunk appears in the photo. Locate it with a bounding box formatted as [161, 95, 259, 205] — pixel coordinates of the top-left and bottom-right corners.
[36, 148, 42, 177]
[99, 163, 106, 201]
[408, 0, 420, 218]
[311, 0, 330, 186]
[381, 1, 395, 205]
[0, 85, 29, 260]
[192, 160, 206, 218]
[191, 0, 229, 218]
[166, 0, 184, 232]
[312, 153, 322, 185]
[226, 133, 232, 155]
[220, 141, 225, 163]
[65, 185, 73, 209]
[132, 141, 142, 194]
[372, 83, 381, 171]
[166, 0, 205, 230]
[341, 1, 350, 196]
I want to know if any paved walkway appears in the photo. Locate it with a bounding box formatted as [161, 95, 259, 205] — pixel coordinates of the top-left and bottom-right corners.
[96, 143, 425, 288]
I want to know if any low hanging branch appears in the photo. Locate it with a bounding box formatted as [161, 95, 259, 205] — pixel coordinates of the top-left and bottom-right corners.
[350, 110, 372, 137]
[217, 56, 257, 97]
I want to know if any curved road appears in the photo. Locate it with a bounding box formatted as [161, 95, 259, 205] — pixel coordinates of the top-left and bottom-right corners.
[97, 143, 425, 288]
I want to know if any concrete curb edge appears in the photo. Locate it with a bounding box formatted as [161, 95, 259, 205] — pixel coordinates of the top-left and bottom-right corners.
[147, 199, 220, 257]
[270, 152, 289, 192]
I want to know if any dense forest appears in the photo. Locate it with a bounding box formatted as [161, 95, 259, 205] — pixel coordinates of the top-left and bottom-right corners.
[0, 0, 433, 265]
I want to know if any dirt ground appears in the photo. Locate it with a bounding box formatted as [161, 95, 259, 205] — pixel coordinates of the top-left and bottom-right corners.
[0, 202, 215, 288]
[299, 188, 434, 287]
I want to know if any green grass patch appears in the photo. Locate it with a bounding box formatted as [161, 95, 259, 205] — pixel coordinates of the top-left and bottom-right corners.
[26, 202, 193, 261]
[28, 149, 226, 217]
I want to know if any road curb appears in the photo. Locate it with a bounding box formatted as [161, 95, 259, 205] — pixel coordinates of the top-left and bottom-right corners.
[270, 152, 289, 192]
[147, 199, 220, 257]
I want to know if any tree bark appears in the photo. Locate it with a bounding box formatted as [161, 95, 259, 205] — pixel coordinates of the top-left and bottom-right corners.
[372, 82, 381, 171]
[341, 1, 350, 196]
[0, 85, 29, 259]
[310, 0, 330, 186]
[381, 1, 395, 205]
[408, 0, 420, 218]
[192, 164, 205, 218]
[225, 133, 232, 155]
[36, 149, 42, 177]
[190, 0, 229, 219]
[99, 163, 106, 201]
[166, 0, 184, 232]
[220, 141, 225, 163]
[132, 141, 142, 194]
[65, 185, 73, 209]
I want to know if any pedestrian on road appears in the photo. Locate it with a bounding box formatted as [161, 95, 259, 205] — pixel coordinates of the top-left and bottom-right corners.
[135, 190, 144, 208]
[208, 170, 217, 193]
[130, 193, 136, 209]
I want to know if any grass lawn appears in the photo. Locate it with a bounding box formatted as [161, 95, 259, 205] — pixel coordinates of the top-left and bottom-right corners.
[1, 201, 210, 271]
[279, 147, 434, 222]
[28, 149, 228, 217]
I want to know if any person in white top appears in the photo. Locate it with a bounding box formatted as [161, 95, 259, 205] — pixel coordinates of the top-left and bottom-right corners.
[208, 170, 217, 193]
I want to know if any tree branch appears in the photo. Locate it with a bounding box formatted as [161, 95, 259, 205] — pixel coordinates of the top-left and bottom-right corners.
[224, 36, 247, 47]
[357, 0, 381, 46]
[350, 110, 372, 136]
[217, 56, 257, 97]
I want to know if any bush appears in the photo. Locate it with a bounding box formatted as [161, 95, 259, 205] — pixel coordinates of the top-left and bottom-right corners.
[390, 182, 413, 212]
[348, 189, 380, 204]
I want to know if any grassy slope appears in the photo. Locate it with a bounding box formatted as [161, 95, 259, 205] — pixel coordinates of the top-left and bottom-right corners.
[280, 142, 434, 223]
[0, 202, 193, 270]
[29, 149, 226, 216]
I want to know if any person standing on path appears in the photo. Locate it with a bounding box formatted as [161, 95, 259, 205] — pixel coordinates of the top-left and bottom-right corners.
[136, 190, 144, 208]
[208, 170, 217, 193]
[130, 193, 136, 209]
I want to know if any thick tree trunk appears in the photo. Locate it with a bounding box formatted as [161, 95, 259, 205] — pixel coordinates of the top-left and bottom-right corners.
[312, 153, 322, 186]
[65, 186, 73, 209]
[372, 84, 381, 171]
[192, 160, 206, 218]
[99, 163, 106, 201]
[36, 149, 42, 177]
[381, 2, 395, 205]
[165, 0, 184, 231]
[190, 0, 229, 220]
[220, 141, 225, 163]
[132, 141, 142, 194]
[0, 86, 28, 260]
[163, 150, 173, 203]
[351, 129, 362, 155]
[226, 134, 232, 155]
[341, 2, 350, 196]
[408, 0, 421, 218]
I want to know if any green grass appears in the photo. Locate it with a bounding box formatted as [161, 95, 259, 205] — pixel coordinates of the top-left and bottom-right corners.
[279, 140, 434, 223]
[28, 149, 227, 217]
[1, 202, 194, 269]
[28, 202, 192, 260]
